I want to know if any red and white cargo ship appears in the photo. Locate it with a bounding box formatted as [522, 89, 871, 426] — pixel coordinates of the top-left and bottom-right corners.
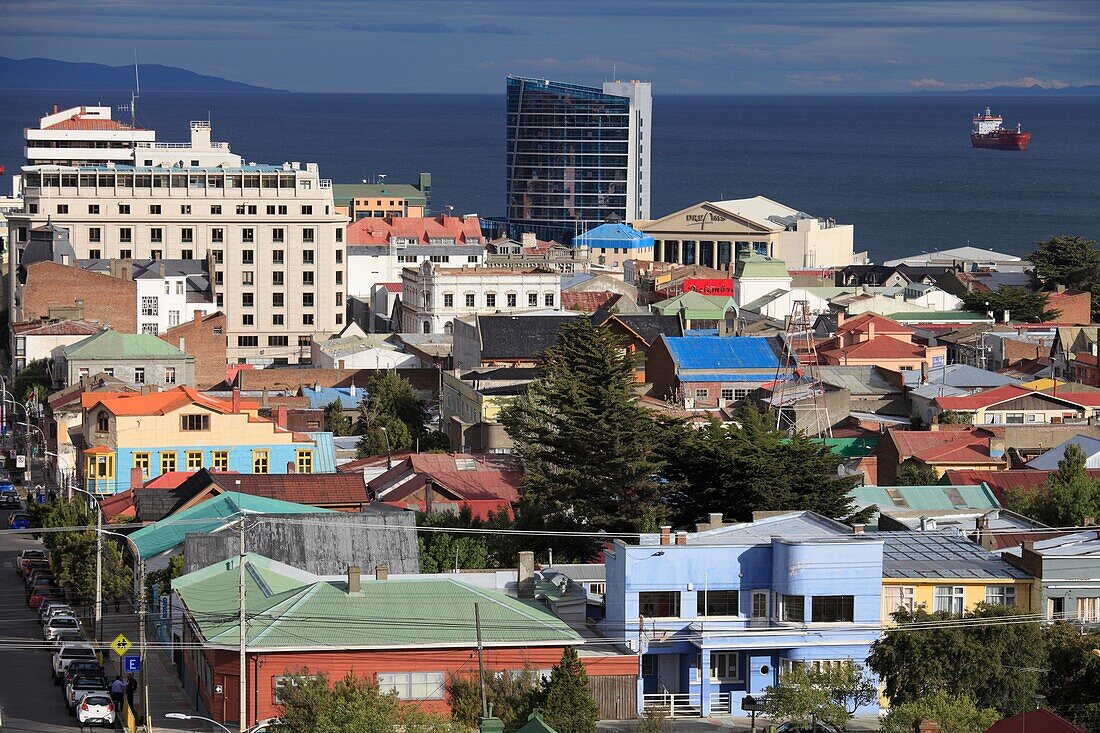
[971, 107, 1031, 150]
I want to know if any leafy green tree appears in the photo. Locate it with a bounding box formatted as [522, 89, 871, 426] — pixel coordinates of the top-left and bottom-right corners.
[938, 410, 973, 426]
[357, 415, 410, 458]
[1005, 443, 1100, 526]
[763, 664, 877, 731]
[355, 371, 429, 456]
[1029, 235, 1100, 320]
[31, 498, 132, 605]
[447, 668, 541, 731]
[868, 604, 1045, 716]
[1043, 624, 1100, 733]
[323, 400, 354, 436]
[501, 318, 666, 536]
[660, 405, 859, 525]
[541, 647, 599, 733]
[146, 554, 184, 596]
[899, 464, 942, 486]
[880, 691, 999, 733]
[960, 287, 1058, 323]
[13, 358, 51, 404]
[277, 671, 455, 733]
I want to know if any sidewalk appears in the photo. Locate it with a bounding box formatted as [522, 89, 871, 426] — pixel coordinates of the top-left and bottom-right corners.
[97, 602, 208, 733]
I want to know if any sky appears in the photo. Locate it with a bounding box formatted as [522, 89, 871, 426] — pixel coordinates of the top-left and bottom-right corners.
[0, 0, 1098, 94]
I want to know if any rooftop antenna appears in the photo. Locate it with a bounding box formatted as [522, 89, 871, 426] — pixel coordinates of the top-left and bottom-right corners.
[119, 49, 140, 128]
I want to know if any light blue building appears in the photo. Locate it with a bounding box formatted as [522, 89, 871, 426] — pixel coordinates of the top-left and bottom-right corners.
[602, 512, 884, 717]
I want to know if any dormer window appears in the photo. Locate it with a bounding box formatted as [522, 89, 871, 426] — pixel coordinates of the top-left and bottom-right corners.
[96, 411, 109, 433]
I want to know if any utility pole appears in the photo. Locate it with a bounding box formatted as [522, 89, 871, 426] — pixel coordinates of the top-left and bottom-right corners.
[474, 603, 487, 719]
[139, 558, 150, 733]
[238, 520, 247, 732]
[95, 503, 103, 640]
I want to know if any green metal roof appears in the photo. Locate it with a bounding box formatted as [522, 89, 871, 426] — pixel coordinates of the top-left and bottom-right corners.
[734, 253, 790, 279]
[331, 183, 426, 206]
[652, 291, 736, 320]
[130, 492, 333, 559]
[888, 311, 993, 323]
[62, 329, 190, 360]
[848, 484, 1001, 513]
[819, 437, 880, 458]
[174, 554, 581, 650]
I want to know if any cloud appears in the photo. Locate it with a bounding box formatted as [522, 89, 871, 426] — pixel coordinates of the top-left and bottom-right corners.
[787, 73, 845, 85]
[908, 76, 1076, 90]
[337, 21, 454, 34]
[465, 23, 528, 36]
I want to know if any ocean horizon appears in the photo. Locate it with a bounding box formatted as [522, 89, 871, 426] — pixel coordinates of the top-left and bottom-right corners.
[2, 89, 1097, 264]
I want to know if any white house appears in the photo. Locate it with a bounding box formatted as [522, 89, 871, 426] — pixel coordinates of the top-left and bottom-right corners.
[310, 332, 422, 369]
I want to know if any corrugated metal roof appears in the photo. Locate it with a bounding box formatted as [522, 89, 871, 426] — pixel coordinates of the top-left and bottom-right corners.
[678, 372, 778, 382]
[175, 554, 580, 649]
[850, 484, 1000, 512]
[1026, 434, 1100, 470]
[63, 329, 190, 359]
[665, 336, 781, 370]
[878, 531, 1031, 579]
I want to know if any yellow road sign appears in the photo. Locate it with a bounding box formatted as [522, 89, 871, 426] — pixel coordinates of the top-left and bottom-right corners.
[111, 634, 132, 657]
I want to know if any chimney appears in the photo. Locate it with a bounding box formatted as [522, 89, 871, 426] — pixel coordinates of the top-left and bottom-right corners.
[674, 531, 688, 546]
[424, 478, 434, 515]
[375, 564, 388, 581]
[231, 388, 241, 413]
[286, 461, 295, 474]
[852, 524, 865, 535]
[347, 565, 361, 593]
[349, 382, 357, 397]
[920, 360, 929, 384]
[178, 337, 185, 354]
[517, 551, 535, 598]
[659, 526, 671, 545]
[708, 512, 723, 527]
[193, 309, 203, 325]
[867, 320, 876, 340]
[158, 262, 166, 277]
[914, 720, 941, 733]
[276, 404, 288, 428]
[130, 466, 144, 491]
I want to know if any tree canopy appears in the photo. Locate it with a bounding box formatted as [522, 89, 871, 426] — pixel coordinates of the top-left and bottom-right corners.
[355, 371, 427, 457]
[541, 647, 599, 733]
[1028, 235, 1100, 320]
[29, 498, 132, 605]
[763, 664, 877, 731]
[1005, 443, 1100, 526]
[960, 286, 1057, 323]
[323, 400, 354, 436]
[277, 672, 455, 733]
[880, 691, 999, 733]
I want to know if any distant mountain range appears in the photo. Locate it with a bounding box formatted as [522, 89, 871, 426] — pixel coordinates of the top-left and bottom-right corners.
[918, 84, 1100, 96]
[0, 56, 283, 93]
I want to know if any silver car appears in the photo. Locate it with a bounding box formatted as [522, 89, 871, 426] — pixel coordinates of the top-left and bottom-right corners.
[43, 615, 81, 641]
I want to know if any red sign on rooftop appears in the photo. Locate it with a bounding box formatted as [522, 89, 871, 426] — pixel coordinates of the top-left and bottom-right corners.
[683, 278, 734, 296]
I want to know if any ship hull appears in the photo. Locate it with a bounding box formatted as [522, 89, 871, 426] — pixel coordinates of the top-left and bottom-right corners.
[971, 131, 1031, 150]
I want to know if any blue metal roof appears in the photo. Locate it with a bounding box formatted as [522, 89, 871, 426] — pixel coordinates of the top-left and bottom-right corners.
[305, 432, 338, 473]
[678, 373, 778, 382]
[665, 336, 781, 371]
[303, 387, 362, 410]
[572, 223, 654, 250]
[46, 164, 290, 174]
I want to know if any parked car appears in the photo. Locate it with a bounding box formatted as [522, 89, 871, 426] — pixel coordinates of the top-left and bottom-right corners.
[247, 718, 282, 733]
[38, 600, 72, 624]
[44, 615, 81, 641]
[25, 577, 57, 599]
[51, 631, 86, 651]
[19, 556, 49, 577]
[52, 643, 97, 682]
[65, 674, 109, 712]
[7, 511, 30, 529]
[25, 569, 55, 590]
[775, 723, 841, 733]
[0, 489, 20, 508]
[75, 692, 116, 727]
[62, 660, 104, 688]
[17, 549, 47, 574]
[28, 587, 64, 609]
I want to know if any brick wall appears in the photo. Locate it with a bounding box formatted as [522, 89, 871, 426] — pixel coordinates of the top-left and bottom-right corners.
[1048, 290, 1092, 325]
[1002, 336, 1051, 367]
[21, 261, 136, 332]
[159, 311, 227, 389]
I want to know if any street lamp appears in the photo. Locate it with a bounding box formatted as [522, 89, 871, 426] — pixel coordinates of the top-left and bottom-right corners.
[379, 425, 392, 469]
[165, 713, 234, 733]
[104, 529, 150, 733]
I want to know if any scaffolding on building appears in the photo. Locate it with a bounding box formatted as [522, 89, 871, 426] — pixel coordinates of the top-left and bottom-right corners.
[770, 299, 833, 438]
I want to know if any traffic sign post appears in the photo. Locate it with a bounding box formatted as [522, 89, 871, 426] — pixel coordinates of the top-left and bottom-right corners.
[124, 655, 141, 673]
[111, 634, 133, 657]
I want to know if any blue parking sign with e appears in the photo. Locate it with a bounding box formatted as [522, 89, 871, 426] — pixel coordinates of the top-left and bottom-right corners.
[124, 655, 141, 673]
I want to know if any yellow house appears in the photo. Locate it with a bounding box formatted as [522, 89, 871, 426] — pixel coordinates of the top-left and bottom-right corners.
[880, 531, 1034, 623]
[80, 387, 330, 494]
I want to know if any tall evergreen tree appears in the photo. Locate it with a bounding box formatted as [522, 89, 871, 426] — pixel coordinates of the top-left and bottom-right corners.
[501, 319, 665, 536]
[1005, 443, 1100, 526]
[541, 647, 599, 733]
[1028, 235, 1100, 320]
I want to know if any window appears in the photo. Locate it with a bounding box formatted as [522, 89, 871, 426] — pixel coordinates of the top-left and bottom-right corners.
[376, 672, 444, 701]
[181, 415, 211, 431]
[242, 271, 254, 285]
[242, 228, 254, 243]
[87, 453, 115, 480]
[164, 366, 177, 384]
[642, 656, 656, 676]
[694, 388, 708, 400]
[444, 293, 454, 308]
[303, 293, 314, 307]
[465, 293, 476, 307]
[151, 249, 162, 260]
[211, 205, 222, 215]
[301, 205, 313, 215]
[985, 585, 1017, 608]
[298, 335, 311, 347]
[545, 293, 555, 307]
[212, 451, 229, 472]
[180, 204, 192, 214]
[96, 411, 110, 433]
[273, 676, 321, 705]
[710, 652, 741, 682]
[273, 272, 284, 286]
[303, 314, 315, 325]
[273, 228, 284, 243]
[134, 452, 150, 477]
[528, 293, 538, 307]
[468, 255, 479, 263]
[1077, 597, 1100, 622]
[89, 249, 102, 260]
[181, 249, 193, 260]
[302, 227, 315, 243]
[303, 250, 315, 264]
[120, 249, 132, 260]
[486, 293, 496, 308]
[751, 590, 769, 620]
[638, 591, 680, 618]
[150, 228, 163, 243]
[242, 314, 255, 326]
[735, 388, 751, 400]
[120, 227, 132, 243]
[186, 451, 203, 471]
[238, 336, 259, 347]
[268, 336, 289, 347]
[266, 205, 276, 215]
[242, 293, 254, 308]
[272, 314, 284, 326]
[934, 586, 965, 614]
[883, 586, 916, 616]
[780, 594, 805, 622]
[139, 297, 159, 317]
[150, 205, 162, 215]
[273, 249, 285, 264]
[273, 293, 284, 308]
[242, 249, 255, 265]
[89, 227, 101, 243]
[811, 595, 854, 622]
[134, 367, 145, 384]
[302, 271, 314, 286]
[698, 590, 738, 617]
[180, 226, 194, 242]
[296, 449, 313, 474]
[119, 204, 131, 215]
[160, 451, 177, 474]
[721, 388, 735, 403]
[507, 293, 517, 307]
[212, 228, 224, 243]
[252, 450, 269, 474]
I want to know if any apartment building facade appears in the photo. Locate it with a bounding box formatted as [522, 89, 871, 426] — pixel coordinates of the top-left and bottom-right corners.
[7, 113, 345, 365]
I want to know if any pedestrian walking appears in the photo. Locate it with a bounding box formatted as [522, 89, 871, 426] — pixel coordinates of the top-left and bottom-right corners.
[110, 675, 125, 710]
[126, 675, 137, 712]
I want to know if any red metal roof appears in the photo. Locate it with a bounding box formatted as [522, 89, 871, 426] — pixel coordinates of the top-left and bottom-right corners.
[837, 313, 914, 335]
[210, 473, 369, 506]
[380, 282, 403, 293]
[41, 118, 137, 131]
[822, 335, 926, 360]
[934, 384, 1033, 410]
[347, 214, 483, 245]
[986, 709, 1086, 733]
[367, 453, 522, 518]
[888, 428, 998, 464]
[561, 291, 617, 313]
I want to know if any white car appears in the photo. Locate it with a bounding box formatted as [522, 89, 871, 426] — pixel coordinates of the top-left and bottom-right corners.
[247, 718, 282, 733]
[75, 691, 115, 727]
[52, 642, 97, 681]
[40, 603, 74, 625]
[43, 615, 81, 641]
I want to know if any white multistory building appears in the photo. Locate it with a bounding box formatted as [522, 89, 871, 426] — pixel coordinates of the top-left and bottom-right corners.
[24, 105, 156, 166]
[6, 107, 345, 365]
[397, 261, 562, 334]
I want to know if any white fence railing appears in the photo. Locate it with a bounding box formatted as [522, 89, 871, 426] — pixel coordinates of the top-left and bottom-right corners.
[642, 693, 701, 717]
